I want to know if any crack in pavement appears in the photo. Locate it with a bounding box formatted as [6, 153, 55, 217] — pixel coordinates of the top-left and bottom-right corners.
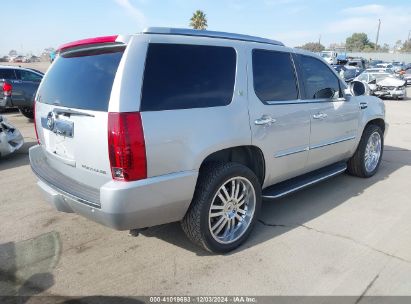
[258, 219, 411, 264]
[355, 273, 380, 304]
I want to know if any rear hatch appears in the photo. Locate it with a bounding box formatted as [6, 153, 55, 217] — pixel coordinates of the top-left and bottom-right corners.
[35, 43, 125, 189]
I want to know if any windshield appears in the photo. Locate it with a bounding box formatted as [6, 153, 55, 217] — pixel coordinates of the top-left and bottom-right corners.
[38, 46, 125, 111]
[321, 53, 331, 58]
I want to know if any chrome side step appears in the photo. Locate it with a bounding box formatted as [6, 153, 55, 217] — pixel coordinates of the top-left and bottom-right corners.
[262, 162, 347, 199]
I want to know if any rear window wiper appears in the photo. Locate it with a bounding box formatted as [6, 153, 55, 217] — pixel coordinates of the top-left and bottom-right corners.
[53, 108, 95, 117]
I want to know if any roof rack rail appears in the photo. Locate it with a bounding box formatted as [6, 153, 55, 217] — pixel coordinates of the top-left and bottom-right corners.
[142, 27, 284, 47]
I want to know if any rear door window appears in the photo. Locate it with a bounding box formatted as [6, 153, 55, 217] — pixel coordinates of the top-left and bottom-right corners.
[38, 46, 124, 111]
[252, 49, 299, 102]
[0, 69, 17, 79]
[141, 43, 236, 111]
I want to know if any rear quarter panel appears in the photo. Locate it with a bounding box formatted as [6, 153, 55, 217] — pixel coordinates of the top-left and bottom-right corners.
[120, 35, 252, 177]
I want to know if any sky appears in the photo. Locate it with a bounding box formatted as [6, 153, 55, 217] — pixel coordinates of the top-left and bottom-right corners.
[2, 0, 411, 55]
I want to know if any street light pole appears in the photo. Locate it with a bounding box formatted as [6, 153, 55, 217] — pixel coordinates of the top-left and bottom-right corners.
[375, 19, 381, 51]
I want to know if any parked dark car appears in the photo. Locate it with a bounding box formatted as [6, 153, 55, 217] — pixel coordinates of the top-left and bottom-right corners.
[369, 60, 383, 68]
[331, 65, 361, 83]
[343, 68, 360, 83]
[347, 58, 366, 70]
[0, 66, 43, 118]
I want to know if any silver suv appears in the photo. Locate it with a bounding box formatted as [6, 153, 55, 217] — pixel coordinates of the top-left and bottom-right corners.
[30, 28, 387, 253]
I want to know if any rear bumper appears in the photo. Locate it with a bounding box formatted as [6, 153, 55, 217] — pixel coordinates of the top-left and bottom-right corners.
[0, 96, 32, 108]
[0, 97, 11, 108]
[29, 145, 198, 230]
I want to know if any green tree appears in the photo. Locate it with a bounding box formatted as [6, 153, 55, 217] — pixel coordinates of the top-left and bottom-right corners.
[298, 42, 325, 53]
[401, 40, 411, 52]
[381, 43, 390, 52]
[345, 33, 372, 51]
[190, 10, 208, 30]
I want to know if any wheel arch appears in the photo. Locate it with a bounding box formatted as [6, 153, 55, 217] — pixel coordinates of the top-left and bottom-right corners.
[199, 145, 266, 186]
[365, 117, 385, 134]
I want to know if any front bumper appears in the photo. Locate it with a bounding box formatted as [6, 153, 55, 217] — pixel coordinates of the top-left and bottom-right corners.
[29, 145, 198, 230]
[374, 88, 406, 99]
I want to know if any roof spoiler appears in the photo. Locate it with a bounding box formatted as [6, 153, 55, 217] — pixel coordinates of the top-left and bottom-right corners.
[57, 35, 128, 53]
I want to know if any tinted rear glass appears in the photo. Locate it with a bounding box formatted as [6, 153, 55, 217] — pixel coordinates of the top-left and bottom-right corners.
[141, 43, 236, 111]
[0, 69, 16, 79]
[252, 49, 298, 102]
[38, 46, 124, 111]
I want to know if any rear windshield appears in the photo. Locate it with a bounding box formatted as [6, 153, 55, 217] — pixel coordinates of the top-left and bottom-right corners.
[38, 46, 124, 111]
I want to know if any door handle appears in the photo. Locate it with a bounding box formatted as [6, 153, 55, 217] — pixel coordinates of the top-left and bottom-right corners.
[312, 112, 328, 119]
[360, 102, 368, 109]
[254, 115, 276, 126]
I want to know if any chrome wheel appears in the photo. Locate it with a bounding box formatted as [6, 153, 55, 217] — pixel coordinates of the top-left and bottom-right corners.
[208, 177, 256, 244]
[364, 131, 382, 173]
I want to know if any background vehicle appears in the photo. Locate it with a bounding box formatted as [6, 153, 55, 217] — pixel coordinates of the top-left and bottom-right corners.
[347, 58, 366, 70]
[342, 68, 360, 83]
[404, 69, 411, 85]
[320, 51, 338, 64]
[369, 60, 383, 67]
[30, 28, 386, 253]
[331, 65, 361, 83]
[355, 72, 406, 99]
[0, 66, 43, 118]
[12, 56, 25, 63]
[366, 67, 394, 74]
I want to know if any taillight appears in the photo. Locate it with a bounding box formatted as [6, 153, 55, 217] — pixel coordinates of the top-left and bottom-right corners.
[108, 112, 147, 181]
[33, 100, 40, 144]
[2, 82, 12, 97]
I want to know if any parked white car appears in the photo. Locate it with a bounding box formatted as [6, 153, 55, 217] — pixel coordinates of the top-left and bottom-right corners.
[355, 72, 406, 99]
[320, 51, 338, 64]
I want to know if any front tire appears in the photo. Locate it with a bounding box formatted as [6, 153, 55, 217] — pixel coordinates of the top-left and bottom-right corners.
[181, 162, 261, 253]
[347, 124, 384, 178]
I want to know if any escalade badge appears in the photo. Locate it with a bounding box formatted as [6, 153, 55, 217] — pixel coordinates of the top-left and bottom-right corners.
[46, 112, 55, 130]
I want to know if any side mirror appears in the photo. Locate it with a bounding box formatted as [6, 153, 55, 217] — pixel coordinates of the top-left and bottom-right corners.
[349, 80, 369, 96]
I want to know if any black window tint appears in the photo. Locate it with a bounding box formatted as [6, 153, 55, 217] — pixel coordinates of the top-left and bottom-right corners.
[18, 70, 42, 82]
[252, 50, 298, 102]
[141, 44, 236, 111]
[38, 47, 124, 111]
[0, 69, 16, 79]
[298, 55, 341, 99]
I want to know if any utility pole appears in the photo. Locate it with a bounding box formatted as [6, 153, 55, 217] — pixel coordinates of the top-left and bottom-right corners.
[375, 19, 381, 51]
[318, 34, 321, 45]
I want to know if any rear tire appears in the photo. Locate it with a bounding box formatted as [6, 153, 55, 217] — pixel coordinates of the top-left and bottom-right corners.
[181, 162, 261, 253]
[347, 124, 384, 178]
[18, 106, 34, 119]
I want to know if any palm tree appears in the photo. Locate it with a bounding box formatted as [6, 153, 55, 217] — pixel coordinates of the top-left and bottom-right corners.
[190, 10, 208, 30]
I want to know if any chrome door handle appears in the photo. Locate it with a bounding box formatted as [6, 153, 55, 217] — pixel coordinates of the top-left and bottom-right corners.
[312, 112, 328, 119]
[254, 115, 276, 126]
[360, 102, 368, 109]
